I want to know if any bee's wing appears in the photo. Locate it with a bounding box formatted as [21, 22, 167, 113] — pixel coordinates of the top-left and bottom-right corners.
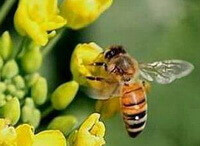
[139, 60, 194, 84]
[82, 81, 121, 100]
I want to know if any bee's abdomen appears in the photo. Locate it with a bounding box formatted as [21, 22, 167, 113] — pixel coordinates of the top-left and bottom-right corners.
[121, 83, 147, 138]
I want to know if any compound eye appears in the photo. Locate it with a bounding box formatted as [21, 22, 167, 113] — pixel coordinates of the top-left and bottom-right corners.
[105, 51, 114, 59]
[110, 50, 116, 56]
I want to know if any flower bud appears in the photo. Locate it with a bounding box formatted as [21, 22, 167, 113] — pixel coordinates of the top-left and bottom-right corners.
[20, 46, 42, 73]
[13, 75, 25, 89]
[67, 130, 78, 146]
[25, 73, 40, 87]
[0, 97, 20, 125]
[60, 0, 113, 29]
[0, 56, 3, 69]
[51, 81, 79, 110]
[5, 95, 13, 101]
[2, 60, 19, 79]
[22, 98, 41, 128]
[0, 82, 6, 93]
[48, 115, 78, 136]
[31, 77, 48, 105]
[0, 31, 13, 60]
[6, 84, 17, 95]
[15, 90, 25, 99]
[0, 94, 6, 107]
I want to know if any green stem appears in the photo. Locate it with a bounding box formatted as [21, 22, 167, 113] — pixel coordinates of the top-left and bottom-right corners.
[42, 28, 67, 57]
[13, 36, 27, 58]
[0, 0, 17, 26]
[41, 106, 54, 119]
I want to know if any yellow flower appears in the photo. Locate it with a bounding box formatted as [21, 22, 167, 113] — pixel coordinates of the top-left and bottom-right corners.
[0, 119, 17, 145]
[61, 0, 113, 29]
[14, 0, 66, 46]
[70, 42, 103, 85]
[0, 118, 66, 146]
[69, 113, 106, 146]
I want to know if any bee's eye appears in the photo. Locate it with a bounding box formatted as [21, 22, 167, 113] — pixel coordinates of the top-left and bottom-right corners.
[110, 50, 115, 55]
[105, 50, 117, 59]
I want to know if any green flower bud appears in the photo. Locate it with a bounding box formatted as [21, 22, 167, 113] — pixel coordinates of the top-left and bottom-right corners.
[7, 84, 17, 95]
[0, 31, 13, 60]
[0, 56, 3, 69]
[20, 46, 42, 73]
[51, 81, 79, 110]
[5, 95, 13, 101]
[4, 79, 12, 84]
[15, 90, 25, 99]
[2, 60, 19, 79]
[13, 75, 25, 89]
[48, 115, 78, 136]
[31, 77, 47, 105]
[67, 130, 78, 146]
[0, 94, 6, 107]
[22, 98, 41, 128]
[0, 82, 6, 93]
[25, 73, 40, 87]
[0, 97, 20, 125]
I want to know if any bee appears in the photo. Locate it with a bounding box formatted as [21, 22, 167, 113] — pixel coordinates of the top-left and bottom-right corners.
[85, 46, 194, 138]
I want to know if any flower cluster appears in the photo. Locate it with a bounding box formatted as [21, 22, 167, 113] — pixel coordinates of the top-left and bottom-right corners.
[0, 0, 113, 145]
[14, 0, 113, 46]
[0, 113, 105, 146]
[0, 118, 66, 146]
[0, 31, 47, 127]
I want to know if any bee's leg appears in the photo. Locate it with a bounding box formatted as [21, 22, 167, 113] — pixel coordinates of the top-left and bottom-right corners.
[86, 76, 105, 81]
[89, 62, 108, 71]
[142, 80, 151, 94]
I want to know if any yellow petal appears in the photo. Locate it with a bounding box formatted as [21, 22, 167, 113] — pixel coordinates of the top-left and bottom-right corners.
[16, 124, 34, 146]
[90, 121, 105, 137]
[79, 113, 100, 132]
[70, 42, 103, 85]
[75, 113, 106, 146]
[14, 0, 66, 46]
[33, 130, 66, 146]
[61, 0, 113, 29]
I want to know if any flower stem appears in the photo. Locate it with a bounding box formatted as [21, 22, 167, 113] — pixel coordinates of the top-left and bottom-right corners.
[41, 106, 54, 119]
[0, 0, 17, 26]
[42, 28, 67, 57]
[13, 36, 27, 58]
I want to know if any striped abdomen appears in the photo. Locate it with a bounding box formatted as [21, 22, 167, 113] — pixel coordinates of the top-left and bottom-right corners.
[121, 82, 147, 138]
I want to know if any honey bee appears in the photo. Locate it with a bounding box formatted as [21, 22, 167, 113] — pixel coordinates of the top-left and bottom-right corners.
[85, 46, 194, 138]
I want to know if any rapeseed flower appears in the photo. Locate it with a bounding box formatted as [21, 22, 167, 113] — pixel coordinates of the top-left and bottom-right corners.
[61, 0, 113, 29]
[0, 118, 66, 146]
[68, 113, 106, 146]
[14, 0, 66, 46]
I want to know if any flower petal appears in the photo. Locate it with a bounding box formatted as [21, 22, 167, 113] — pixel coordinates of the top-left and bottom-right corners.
[16, 124, 34, 146]
[33, 130, 66, 146]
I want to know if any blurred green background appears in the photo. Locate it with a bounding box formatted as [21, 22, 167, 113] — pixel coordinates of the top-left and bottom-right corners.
[1, 0, 200, 145]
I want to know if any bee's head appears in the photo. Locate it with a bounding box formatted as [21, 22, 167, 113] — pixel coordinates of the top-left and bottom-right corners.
[106, 47, 139, 82]
[105, 45, 126, 60]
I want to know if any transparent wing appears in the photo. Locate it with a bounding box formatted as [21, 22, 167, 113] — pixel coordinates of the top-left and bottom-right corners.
[139, 60, 194, 84]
